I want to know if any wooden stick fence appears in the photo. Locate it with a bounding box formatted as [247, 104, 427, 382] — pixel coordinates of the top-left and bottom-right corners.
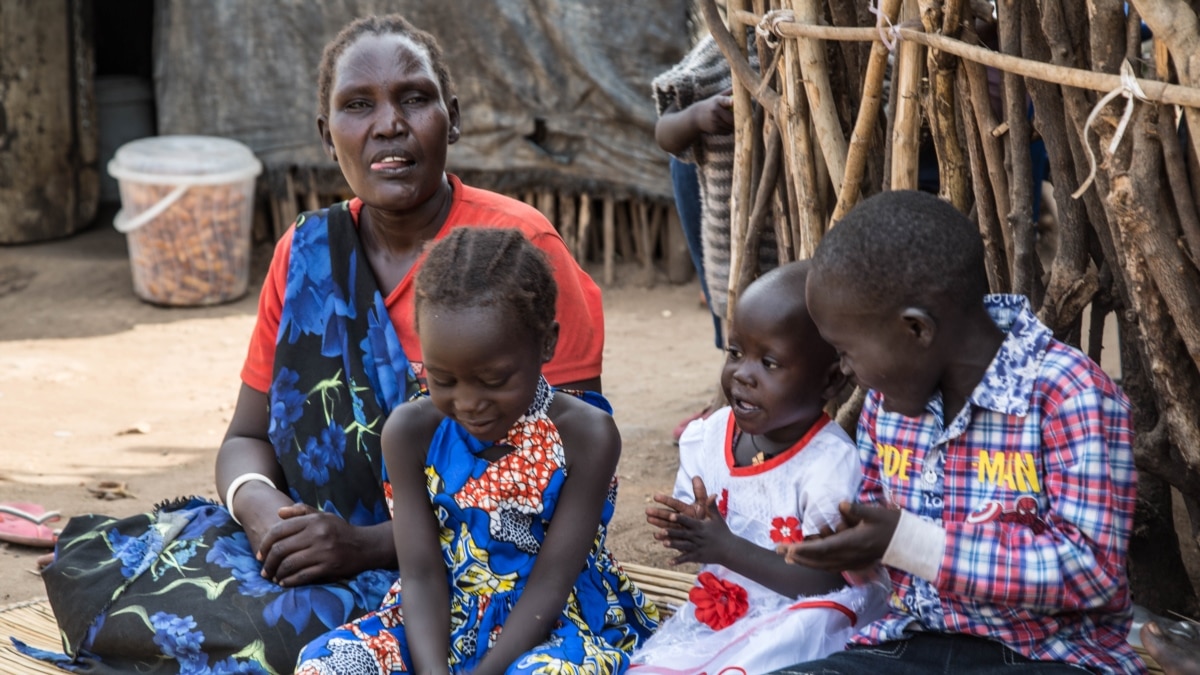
[700, 0, 1200, 618]
[260, 165, 687, 288]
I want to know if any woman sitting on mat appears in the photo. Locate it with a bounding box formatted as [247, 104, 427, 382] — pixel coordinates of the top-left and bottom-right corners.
[24, 13, 604, 674]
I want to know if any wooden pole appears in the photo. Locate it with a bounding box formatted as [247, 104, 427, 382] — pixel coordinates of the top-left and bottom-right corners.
[961, 56, 1013, 268]
[602, 197, 615, 285]
[722, 0, 756, 325]
[778, 9, 823, 257]
[1130, 0, 1200, 188]
[956, 65, 1011, 293]
[998, 0, 1038, 301]
[1020, 0, 1096, 336]
[305, 169, 321, 212]
[734, 125, 783, 297]
[701, 0, 782, 117]
[725, 10, 1200, 109]
[536, 190, 556, 224]
[794, 0, 848, 195]
[557, 192, 577, 262]
[832, 0, 902, 223]
[577, 193, 592, 263]
[636, 200, 656, 288]
[889, 0, 924, 190]
[775, 23, 804, 259]
[920, 0, 971, 212]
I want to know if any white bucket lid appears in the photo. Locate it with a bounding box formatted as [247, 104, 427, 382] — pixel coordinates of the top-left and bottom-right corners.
[108, 135, 263, 186]
[109, 135, 263, 233]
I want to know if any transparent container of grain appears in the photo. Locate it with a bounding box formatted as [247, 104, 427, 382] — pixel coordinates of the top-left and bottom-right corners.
[108, 135, 263, 306]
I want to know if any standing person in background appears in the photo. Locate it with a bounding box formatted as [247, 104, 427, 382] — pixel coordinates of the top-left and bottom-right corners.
[24, 13, 605, 674]
[653, 32, 776, 441]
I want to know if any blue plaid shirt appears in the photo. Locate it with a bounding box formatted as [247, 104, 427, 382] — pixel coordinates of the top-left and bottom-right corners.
[852, 295, 1143, 674]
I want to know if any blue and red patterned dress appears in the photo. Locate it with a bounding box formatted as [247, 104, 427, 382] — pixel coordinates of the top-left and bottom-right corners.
[296, 382, 659, 674]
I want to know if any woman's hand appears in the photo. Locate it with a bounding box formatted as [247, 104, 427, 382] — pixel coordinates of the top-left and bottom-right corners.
[257, 504, 364, 586]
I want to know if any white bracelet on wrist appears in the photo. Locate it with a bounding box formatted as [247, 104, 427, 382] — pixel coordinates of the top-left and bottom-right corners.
[224, 472, 277, 526]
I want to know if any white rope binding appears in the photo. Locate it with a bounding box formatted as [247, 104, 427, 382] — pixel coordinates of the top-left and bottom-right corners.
[1072, 59, 1148, 199]
[755, 8, 795, 49]
[868, 0, 902, 51]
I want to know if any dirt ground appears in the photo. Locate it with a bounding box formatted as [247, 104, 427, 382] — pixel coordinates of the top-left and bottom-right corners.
[0, 210, 720, 605]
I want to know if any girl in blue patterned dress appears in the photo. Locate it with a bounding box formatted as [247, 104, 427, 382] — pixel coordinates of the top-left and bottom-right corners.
[295, 227, 658, 674]
[22, 14, 607, 675]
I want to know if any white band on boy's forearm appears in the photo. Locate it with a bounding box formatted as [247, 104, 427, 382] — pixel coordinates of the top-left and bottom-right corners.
[882, 510, 946, 583]
[224, 472, 277, 527]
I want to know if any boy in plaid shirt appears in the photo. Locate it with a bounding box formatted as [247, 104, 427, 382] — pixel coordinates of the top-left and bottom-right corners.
[772, 190, 1143, 674]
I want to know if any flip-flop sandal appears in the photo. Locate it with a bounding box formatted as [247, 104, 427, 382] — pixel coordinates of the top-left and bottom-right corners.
[0, 502, 61, 549]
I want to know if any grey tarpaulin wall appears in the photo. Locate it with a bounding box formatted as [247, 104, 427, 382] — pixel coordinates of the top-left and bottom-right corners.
[153, 0, 692, 205]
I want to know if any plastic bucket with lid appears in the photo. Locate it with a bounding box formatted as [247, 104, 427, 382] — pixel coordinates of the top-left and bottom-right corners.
[108, 135, 263, 306]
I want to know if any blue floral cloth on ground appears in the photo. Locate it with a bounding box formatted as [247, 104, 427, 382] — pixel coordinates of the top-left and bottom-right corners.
[295, 382, 659, 674]
[20, 203, 414, 674]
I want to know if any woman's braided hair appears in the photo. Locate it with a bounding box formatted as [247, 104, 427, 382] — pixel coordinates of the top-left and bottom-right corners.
[317, 13, 456, 120]
[415, 228, 558, 341]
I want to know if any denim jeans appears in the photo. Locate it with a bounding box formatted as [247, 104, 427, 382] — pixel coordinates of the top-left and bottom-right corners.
[768, 633, 1090, 675]
[669, 156, 723, 349]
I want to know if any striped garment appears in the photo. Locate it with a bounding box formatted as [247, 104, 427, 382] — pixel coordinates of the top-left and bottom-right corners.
[853, 294, 1144, 674]
[652, 35, 777, 322]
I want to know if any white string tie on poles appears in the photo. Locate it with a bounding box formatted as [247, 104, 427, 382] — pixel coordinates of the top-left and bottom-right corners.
[1072, 59, 1148, 199]
[868, 0, 902, 51]
[753, 9, 794, 100]
[755, 9, 794, 49]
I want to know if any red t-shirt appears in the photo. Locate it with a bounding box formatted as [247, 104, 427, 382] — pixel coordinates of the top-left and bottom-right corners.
[241, 175, 604, 392]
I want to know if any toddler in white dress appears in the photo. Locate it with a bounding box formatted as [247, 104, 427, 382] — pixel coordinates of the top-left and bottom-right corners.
[631, 261, 887, 674]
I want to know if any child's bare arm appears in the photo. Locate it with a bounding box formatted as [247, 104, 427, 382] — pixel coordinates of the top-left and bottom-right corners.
[471, 399, 621, 675]
[654, 89, 734, 156]
[383, 401, 452, 675]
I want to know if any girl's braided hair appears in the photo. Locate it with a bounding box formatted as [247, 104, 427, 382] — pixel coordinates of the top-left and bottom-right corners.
[317, 13, 456, 120]
[415, 228, 558, 341]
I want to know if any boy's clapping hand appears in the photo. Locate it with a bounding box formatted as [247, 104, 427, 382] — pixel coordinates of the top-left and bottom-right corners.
[776, 501, 900, 572]
[645, 476, 736, 566]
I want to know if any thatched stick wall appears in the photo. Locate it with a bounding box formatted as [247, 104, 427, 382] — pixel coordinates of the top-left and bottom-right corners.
[705, 0, 1200, 616]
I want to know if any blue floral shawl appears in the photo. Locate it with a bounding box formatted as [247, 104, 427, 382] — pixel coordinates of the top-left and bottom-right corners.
[23, 203, 408, 674]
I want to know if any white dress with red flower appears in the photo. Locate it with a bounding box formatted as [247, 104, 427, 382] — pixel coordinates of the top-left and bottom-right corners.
[629, 408, 888, 674]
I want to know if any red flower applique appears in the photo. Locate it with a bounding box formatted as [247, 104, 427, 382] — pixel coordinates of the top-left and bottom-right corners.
[717, 488, 729, 518]
[769, 516, 803, 544]
[689, 571, 748, 630]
